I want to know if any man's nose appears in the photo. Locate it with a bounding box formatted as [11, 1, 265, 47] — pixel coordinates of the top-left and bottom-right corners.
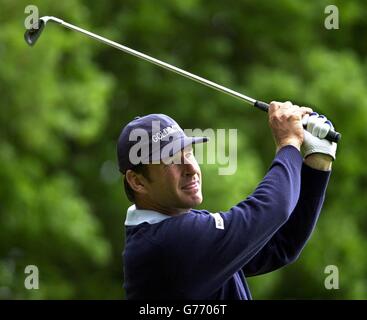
[182, 154, 199, 176]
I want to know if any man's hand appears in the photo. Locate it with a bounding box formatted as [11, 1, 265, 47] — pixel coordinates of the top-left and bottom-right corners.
[268, 101, 312, 152]
[301, 112, 337, 171]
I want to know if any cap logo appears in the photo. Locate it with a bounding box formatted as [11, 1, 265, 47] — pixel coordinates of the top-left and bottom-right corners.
[152, 124, 182, 142]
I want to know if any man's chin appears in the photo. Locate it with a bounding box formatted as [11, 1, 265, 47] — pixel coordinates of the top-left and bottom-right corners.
[178, 189, 203, 208]
[178, 197, 202, 210]
[190, 194, 203, 207]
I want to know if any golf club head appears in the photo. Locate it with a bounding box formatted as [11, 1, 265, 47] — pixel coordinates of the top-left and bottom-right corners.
[24, 19, 45, 46]
[24, 16, 63, 46]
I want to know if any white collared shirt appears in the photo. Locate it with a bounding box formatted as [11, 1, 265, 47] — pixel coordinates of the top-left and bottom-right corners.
[125, 205, 172, 226]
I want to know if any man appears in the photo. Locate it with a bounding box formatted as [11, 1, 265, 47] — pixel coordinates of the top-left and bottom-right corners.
[117, 101, 337, 300]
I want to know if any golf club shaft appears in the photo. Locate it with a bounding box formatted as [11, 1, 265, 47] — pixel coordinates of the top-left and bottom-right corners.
[57, 18, 257, 106]
[28, 17, 341, 142]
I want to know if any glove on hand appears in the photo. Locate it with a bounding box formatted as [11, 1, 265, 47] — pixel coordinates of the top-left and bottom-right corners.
[301, 112, 337, 160]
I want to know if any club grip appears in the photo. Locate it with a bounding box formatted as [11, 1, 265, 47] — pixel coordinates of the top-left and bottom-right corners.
[325, 129, 341, 143]
[254, 100, 341, 143]
[254, 100, 270, 112]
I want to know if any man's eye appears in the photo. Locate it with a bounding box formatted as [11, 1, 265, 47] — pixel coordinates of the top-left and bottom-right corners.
[183, 152, 195, 163]
[164, 154, 180, 164]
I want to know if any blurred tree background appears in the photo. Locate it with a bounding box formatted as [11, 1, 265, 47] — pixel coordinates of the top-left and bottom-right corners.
[0, 0, 366, 299]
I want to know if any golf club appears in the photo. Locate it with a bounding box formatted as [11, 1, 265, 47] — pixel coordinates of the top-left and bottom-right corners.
[24, 16, 341, 143]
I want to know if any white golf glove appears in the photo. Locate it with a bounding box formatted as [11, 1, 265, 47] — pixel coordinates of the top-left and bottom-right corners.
[301, 112, 337, 160]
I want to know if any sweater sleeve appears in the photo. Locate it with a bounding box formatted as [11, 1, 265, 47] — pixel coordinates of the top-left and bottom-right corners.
[242, 164, 331, 277]
[164, 145, 304, 296]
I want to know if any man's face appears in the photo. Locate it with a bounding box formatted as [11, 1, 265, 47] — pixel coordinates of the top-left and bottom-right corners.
[142, 145, 203, 214]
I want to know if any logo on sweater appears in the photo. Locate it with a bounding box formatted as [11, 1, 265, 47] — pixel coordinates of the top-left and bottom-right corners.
[211, 213, 224, 230]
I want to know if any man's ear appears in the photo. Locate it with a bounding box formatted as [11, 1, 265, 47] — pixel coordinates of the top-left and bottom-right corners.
[125, 170, 149, 195]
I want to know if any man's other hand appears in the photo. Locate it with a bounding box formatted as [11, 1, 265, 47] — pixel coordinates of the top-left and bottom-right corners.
[268, 101, 312, 152]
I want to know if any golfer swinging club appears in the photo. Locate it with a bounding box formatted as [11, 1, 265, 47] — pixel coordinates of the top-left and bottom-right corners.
[117, 101, 337, 300]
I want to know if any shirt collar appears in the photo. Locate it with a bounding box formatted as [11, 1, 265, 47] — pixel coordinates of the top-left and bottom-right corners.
[125, 204, 172, 226]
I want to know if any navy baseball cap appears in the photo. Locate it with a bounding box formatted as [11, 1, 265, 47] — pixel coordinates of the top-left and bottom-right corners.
[117, 114, 208, 173]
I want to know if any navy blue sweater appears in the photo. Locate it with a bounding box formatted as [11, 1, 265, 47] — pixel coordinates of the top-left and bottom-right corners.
[123, 146, 331, 299]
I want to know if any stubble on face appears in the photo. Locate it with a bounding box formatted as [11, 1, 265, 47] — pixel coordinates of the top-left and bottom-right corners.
[141, 147, 203, 215]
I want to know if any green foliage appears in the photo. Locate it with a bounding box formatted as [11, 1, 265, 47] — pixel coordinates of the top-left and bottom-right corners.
[1, 0, 366, 299]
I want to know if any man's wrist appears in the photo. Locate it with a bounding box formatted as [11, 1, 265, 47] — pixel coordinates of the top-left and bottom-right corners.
[276, 141, 301, 153]
[304, 153, 332, 171]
